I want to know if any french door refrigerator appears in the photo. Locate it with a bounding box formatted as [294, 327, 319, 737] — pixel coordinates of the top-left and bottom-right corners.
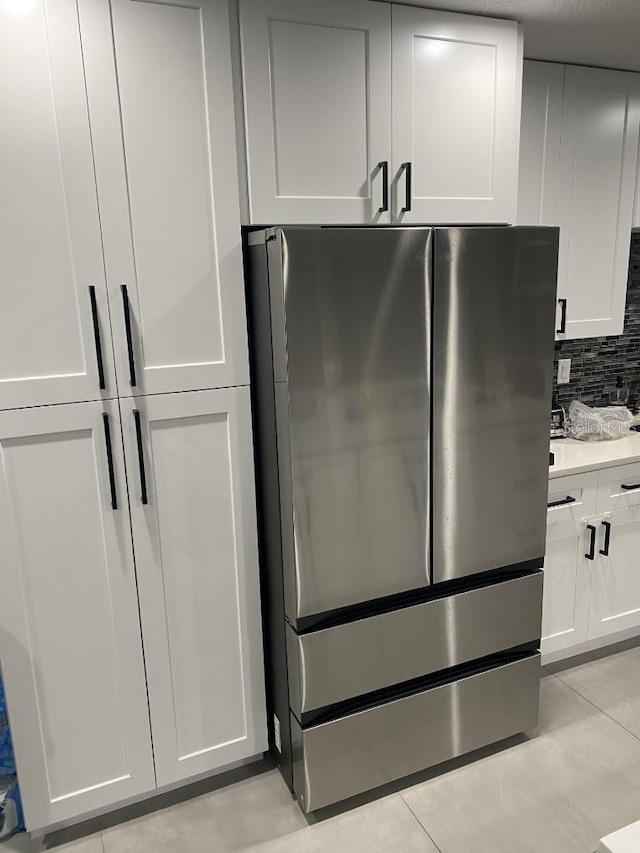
[246, 226, 558, 812]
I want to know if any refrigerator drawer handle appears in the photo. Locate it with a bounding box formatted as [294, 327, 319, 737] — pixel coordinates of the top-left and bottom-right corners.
[547, 495, 576, 508]
[599, 520, 612, 557]
[401, 162, 412, 213]
[102, 413, 118, 511]
[378, 161, 389, 213]
[556, 298, 567, 334]
[133, 409, 149, 506]
[121, 284, 137, 387]
[88, 286, 106, 391]
[621, 483, 640, 491]
[585, 524, 596, 561]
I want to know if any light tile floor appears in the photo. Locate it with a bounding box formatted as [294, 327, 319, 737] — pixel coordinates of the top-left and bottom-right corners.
[11, 639, 640, 853]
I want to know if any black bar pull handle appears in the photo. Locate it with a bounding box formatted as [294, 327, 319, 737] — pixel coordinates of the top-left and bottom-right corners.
[102, 413, 118, 511]
[621, 483, 640, 491]
[557, 298, 567, 334]
[88, 286, 106, 391]
[585, 524, 596, 561]
[547, 495, 577, 508]
[133, 409, 148, 506]
[378, 161, 389, 213]
[121, 284, 137, 387]
[401, 161, 412, 213]
[599, 520, 612, 556]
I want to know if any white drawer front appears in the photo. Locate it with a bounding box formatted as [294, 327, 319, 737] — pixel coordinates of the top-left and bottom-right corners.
[547, 472, 598, 525]
[596, 462, 640, 513]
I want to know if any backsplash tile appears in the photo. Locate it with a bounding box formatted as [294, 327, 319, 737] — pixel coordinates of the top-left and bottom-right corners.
[553, 232, 640, 412]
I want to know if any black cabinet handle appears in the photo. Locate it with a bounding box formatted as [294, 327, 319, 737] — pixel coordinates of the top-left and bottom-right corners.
[133, 409, 148, 506]
[599, 520, 612, 556]
[547, 495, 576, 508]
[121, 284, 137, 387]
[621, 483, 640, 491]
[585, 524, 596, 560]
[557, 298, 567, 334]
[401, 161, 412, 213]
[378, 161, 389, 213]
[88, 286, 106, 391]
[102, 413, 118, 511]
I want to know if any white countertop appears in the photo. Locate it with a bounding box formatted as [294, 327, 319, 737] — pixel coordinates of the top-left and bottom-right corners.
[550, 433, 640, 479]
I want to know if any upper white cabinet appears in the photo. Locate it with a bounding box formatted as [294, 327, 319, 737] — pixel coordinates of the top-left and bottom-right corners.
[0, 0, 116, 409]
[391, 6, 522, 224]
[557, 66, 640, 339]
[0, 401, 155, 829]
[519, 62, 640, 340]
[79, 0, 249, 395]
[120, 388, 266, 787]
[240, 0, 392, 224]
[517, 62, 564, 227]
[239, 0, 522, 225]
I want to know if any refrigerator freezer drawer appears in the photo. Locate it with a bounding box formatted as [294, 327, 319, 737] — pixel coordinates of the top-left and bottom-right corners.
[287, 571, 542, 718]
[291, 652, 540, 812]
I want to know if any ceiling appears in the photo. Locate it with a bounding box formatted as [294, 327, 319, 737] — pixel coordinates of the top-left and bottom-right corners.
[395, 0, 640, 73]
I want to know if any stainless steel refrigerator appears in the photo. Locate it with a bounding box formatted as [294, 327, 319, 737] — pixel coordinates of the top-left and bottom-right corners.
[246, 226, 558, 812]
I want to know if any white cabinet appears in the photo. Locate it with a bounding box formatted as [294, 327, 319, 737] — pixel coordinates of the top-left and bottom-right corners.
[391, 6, 521, 224]
[239, 0, 522, 225]
[517, 62, 564, 228]
[543, 466, 640, 660]
[79, 0, 250, 395]
[120, 389, 266, 787]
[0, 0, 116, 410]
[0, 401, 155, 830]
[240, 0, 392, 224]
[542, 520, 591, 656]
[519, 61, 640, 340]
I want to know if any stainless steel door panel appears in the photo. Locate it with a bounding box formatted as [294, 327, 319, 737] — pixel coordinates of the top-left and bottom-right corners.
[432, 227, 558, 584]
[277, 228, 432, 619]
[292, 653, 540, 812]
[287, 572, 542, 717]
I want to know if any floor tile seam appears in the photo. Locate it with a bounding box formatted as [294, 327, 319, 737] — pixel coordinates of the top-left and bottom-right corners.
[549, 670, 640, 744]
[397, 792, 444, 852]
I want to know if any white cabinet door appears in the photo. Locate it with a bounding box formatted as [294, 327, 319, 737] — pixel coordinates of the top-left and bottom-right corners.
[517, 62, 564, 227]
[0, 0, 117, 410]
[120, 389, 266, 787]
[80, 0, 249, 396]
[392, 6, 521, 223]
[588, 509, 640, 640]
[556, 66, 640, 339]
[0, 401, 154, 830]
[542, 519, 591, 656]
[240, 0, 392, 224]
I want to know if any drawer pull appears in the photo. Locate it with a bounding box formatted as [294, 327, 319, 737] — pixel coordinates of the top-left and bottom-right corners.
[547, 495, 576, 508]
[621, 483, 640, 491]
[599, 520, 612, 557]
[585, 524, 596, 561]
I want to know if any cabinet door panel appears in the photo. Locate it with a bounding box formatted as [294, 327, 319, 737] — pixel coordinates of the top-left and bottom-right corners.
[121, 389, 266, 786]
[240, 0, 392, 224]
[0, 0, 116, 409]
[542, 520, 591, 656]
[392, 6, 520, 223]
[0, 401, 154, 830]
[80, 0, 249, 395]
[557, 66, 640, 339]
[588, 509, 640, 639]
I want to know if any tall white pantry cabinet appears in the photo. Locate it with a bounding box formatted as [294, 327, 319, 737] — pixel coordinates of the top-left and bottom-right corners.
[0, 0, 266, 832]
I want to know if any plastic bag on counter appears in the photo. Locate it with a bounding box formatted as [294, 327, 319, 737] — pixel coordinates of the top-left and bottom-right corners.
[0, 776, 23, 839]
[565, 400, 634, 441]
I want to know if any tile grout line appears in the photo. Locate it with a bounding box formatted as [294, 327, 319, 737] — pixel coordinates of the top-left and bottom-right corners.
[549, 670, 640, 744]
[397, 792, 444, 853]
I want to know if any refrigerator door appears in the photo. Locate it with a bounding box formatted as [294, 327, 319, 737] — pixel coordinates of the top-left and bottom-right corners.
[432, 227, 558, 584]
[276, 227, 432, 621]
